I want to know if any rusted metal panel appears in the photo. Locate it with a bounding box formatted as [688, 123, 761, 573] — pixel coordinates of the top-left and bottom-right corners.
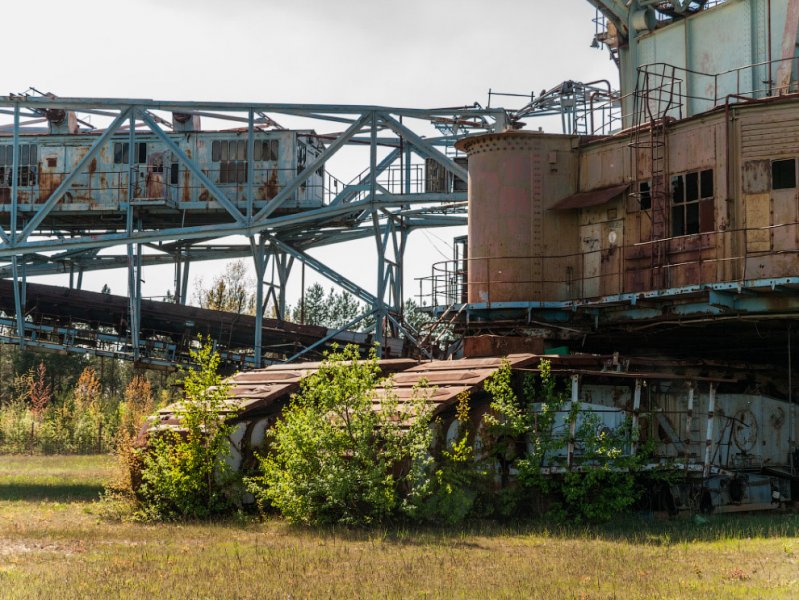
[578, 145, 627, 189]
[771, 188, 799, 251]
[742, 160, 770, 194]
[745, 192, 771, 252]
[463, 335, 545, 358]
[669, 124, 717, 174]
[460, 132, 579, 304]
[740, 106, 799, 160]
[581, 222, 602, 297]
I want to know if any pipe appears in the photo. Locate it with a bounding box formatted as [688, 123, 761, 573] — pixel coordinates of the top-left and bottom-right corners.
[768, 0, 773, 96]
[632, 378, 642, 454]
[703, 383, 717, 478]
[685, 382, 694, 469]
[568, 374, 579, 468]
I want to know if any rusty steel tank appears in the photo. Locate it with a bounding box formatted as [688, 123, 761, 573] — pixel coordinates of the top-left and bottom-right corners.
[456, 131, 579, 304]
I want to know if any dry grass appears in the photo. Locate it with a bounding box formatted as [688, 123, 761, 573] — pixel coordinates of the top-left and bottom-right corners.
[1, 455, 799, 599]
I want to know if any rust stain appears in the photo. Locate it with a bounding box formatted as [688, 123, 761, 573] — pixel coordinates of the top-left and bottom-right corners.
[266, 170, 279, 200]
[182, 167, 190, 202]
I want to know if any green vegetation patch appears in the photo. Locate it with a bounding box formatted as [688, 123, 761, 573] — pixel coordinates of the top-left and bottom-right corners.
[2, 456, 799, 598]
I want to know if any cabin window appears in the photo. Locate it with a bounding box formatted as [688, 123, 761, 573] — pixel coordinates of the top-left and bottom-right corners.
[211, 139, 248, 184]
[113, 142, 147, 165]
[252, 139, 278, 162]
[671, 168, 714, 236]
[0, 144, 38, 186]
[297, 141, 307, 174]
[772, 159, 796, 190]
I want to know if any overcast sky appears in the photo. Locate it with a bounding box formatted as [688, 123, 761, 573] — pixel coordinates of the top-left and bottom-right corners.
[5, 0, 618, 308]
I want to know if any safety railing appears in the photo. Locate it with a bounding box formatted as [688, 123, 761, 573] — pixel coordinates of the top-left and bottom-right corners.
[416, 221, 799, 308]
[634, 56, 799, 123]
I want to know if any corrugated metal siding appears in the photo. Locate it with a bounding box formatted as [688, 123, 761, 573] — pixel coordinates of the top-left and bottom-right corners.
[740, 109, 799, 160]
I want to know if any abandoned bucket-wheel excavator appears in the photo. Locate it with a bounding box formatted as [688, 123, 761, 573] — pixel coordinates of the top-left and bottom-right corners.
[9, 0, 799, 514]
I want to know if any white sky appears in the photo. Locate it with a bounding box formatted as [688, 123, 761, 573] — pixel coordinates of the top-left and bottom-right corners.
[5, 0, 618, 309]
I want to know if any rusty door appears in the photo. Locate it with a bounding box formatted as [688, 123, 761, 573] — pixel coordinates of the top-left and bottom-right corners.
[581, 223, 602, 298]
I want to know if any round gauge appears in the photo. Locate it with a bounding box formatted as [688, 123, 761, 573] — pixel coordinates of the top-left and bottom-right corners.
[769, 407, 785, 429]
[732, 408, 758, 452]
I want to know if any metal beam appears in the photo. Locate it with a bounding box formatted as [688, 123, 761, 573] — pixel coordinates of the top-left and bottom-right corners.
[268, 237, 378, 306]
[379, 113, 468, 182]
[138, 111, 247, 226]
[253, 113, 371, 222]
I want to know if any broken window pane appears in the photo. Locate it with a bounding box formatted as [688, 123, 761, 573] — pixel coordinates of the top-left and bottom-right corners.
[639, 181, 651, 210]
[685, 172, 699, 202]
[212, 140, 221, 162]
[671, 175, 684, 203]
[220, 141, 229, 162]
[772, 158, 796, 189]
[700, 169, 713, 198]
[20, 145, 29, 165]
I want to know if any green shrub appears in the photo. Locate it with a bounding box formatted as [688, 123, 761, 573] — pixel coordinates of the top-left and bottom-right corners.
[249, 345, 434, 526]
[135, 342, 240, 520]
[411, 392, 485, 525]
[483, 359, 643, 523]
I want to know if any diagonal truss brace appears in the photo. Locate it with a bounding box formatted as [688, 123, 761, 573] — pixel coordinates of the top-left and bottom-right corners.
[17, 108, 131, 243]
[253, 113, 372, 223]
[379, 113, 468, 182]
[268, 237, 378, 306]
[139, 111, 247, 226]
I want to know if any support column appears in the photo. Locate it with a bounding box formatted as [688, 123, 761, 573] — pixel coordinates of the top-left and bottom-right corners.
[251, 235, 266, 368]
[631, 378, 642, 455]
[173, 246, 183, 303]
[10, 104, 24, 347]
[372, 212, 407, 354]
[567, 374, 579, 468]
[264, 248, 293, 321]
[685, 381, 695, 467]
[703, 383, 717, 478]
[180, 254, 191, 305]
[126, 111, 141, 360]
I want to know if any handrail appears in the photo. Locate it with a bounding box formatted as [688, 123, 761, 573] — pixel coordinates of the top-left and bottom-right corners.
[417, 220, 799, 307]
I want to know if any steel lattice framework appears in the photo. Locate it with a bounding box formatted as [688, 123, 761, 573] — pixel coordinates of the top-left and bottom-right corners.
[0, 94, 508, 368]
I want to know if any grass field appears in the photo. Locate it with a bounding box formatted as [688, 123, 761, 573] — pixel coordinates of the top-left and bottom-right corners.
[1, 455, 799, 599]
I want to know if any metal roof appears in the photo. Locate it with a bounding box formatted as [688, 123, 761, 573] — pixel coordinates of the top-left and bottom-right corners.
[550, 183, 629, 210]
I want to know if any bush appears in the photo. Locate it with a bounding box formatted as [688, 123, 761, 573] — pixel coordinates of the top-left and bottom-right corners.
[249, 345, 434, 526]
[412, 392, 486, 525]
[484, 359, 643, 523]
[0, 364, 113, 454]
[134, 342, 240, 520]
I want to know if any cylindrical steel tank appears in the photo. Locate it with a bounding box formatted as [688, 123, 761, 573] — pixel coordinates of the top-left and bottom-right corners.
[456, 131, 578, 304]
